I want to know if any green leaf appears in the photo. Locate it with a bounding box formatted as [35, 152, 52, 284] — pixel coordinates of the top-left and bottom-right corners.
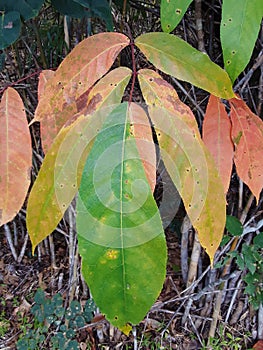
[27, 67, 131, 252]
[51, 0, 87, 18]
[74, 0, 113, 30]
[221, 0, 263, 82]
[0, 11, 21, 49]
[253, 232, 263, 248]
[77, 102, 167, 329]
[161, 0, 193, 33]
[135, 32, 234, 99]
[225, 215, 243, 236]
[0, 0, 44, 20]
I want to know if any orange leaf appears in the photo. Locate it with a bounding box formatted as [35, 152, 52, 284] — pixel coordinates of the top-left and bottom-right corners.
[203, 95, 234, 194]
[34, 33, 129, 153]
[230, 97, 263, 202]
[129, 103, 156, 192]
[0, 87, 31, 225]
[253, 340, 263, 350]
[138, 69, 226, 263]
[37, 69, 55, 101]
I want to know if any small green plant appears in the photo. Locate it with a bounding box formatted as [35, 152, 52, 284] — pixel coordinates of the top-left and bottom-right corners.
[218, 217, 263, 310]
[16, 289, 96, 350]
[233, 232, 263, 309]
[203, 325, 251, 350]
[0, 312, 11, 338]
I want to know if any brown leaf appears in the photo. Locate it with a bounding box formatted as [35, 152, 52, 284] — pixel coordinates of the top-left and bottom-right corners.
[203, 94, 234, 194]
[34, 33, 129, 153]
[230, 96, 263, 202]
[0, 87, 31, 226]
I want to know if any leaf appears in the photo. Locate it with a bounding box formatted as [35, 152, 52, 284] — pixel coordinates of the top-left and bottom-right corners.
[51, 0, 87, 18]
[202, 95, 234, 194]
[34, 32, 129, 153]
[27, 67, 131, 251]
[77, 102, 167, 329]
[128, 102, 156, 193]
[138, 69, 226, 263]
[253, 232, 263, 248]
[73, 0, 113, 30]
[221, 0, 263, 82]
[161, 0, 193, 33]
[135, 32, 234, 99]
[37, 70, 55, 101]
[225, 215, 243, 236]
[230, 97, 263, 202]
[253, 340, 263, 350]
[0, 0, 44, 21]
[0, 87, 31, 226]
[0, 11, 21, 49]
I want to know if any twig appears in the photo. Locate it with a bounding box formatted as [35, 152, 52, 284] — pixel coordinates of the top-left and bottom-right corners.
[258, 303, 263, 339]
[225, 278, 243, 323]
[181, 215, 191, 283]
[17, 233, 29, 263]
[234, 50, 263, 92]
[133, 326, 138, 350]
[4, 224, 18, 261]
[0, 69, 45, 95]
[195, 0, 206, 53]
[187, 231, 201, 287]
[208, 192, 255, 342]
[125, 25, 137, 104]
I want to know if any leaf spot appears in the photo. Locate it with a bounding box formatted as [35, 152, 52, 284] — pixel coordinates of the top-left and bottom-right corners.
[233, 131, 242, 145]
[4, 21, 13, 29]
[175, 8, 182, 15]
[106, 249, 119, 260]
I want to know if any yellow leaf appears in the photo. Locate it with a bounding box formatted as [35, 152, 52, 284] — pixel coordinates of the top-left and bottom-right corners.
[138, 69, 226, 263]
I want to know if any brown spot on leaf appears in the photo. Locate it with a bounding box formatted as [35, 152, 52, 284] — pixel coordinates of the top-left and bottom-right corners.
[153, 78, 173, 89]
[76, 86, 92, 112]
[85, 94, 103, 115]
